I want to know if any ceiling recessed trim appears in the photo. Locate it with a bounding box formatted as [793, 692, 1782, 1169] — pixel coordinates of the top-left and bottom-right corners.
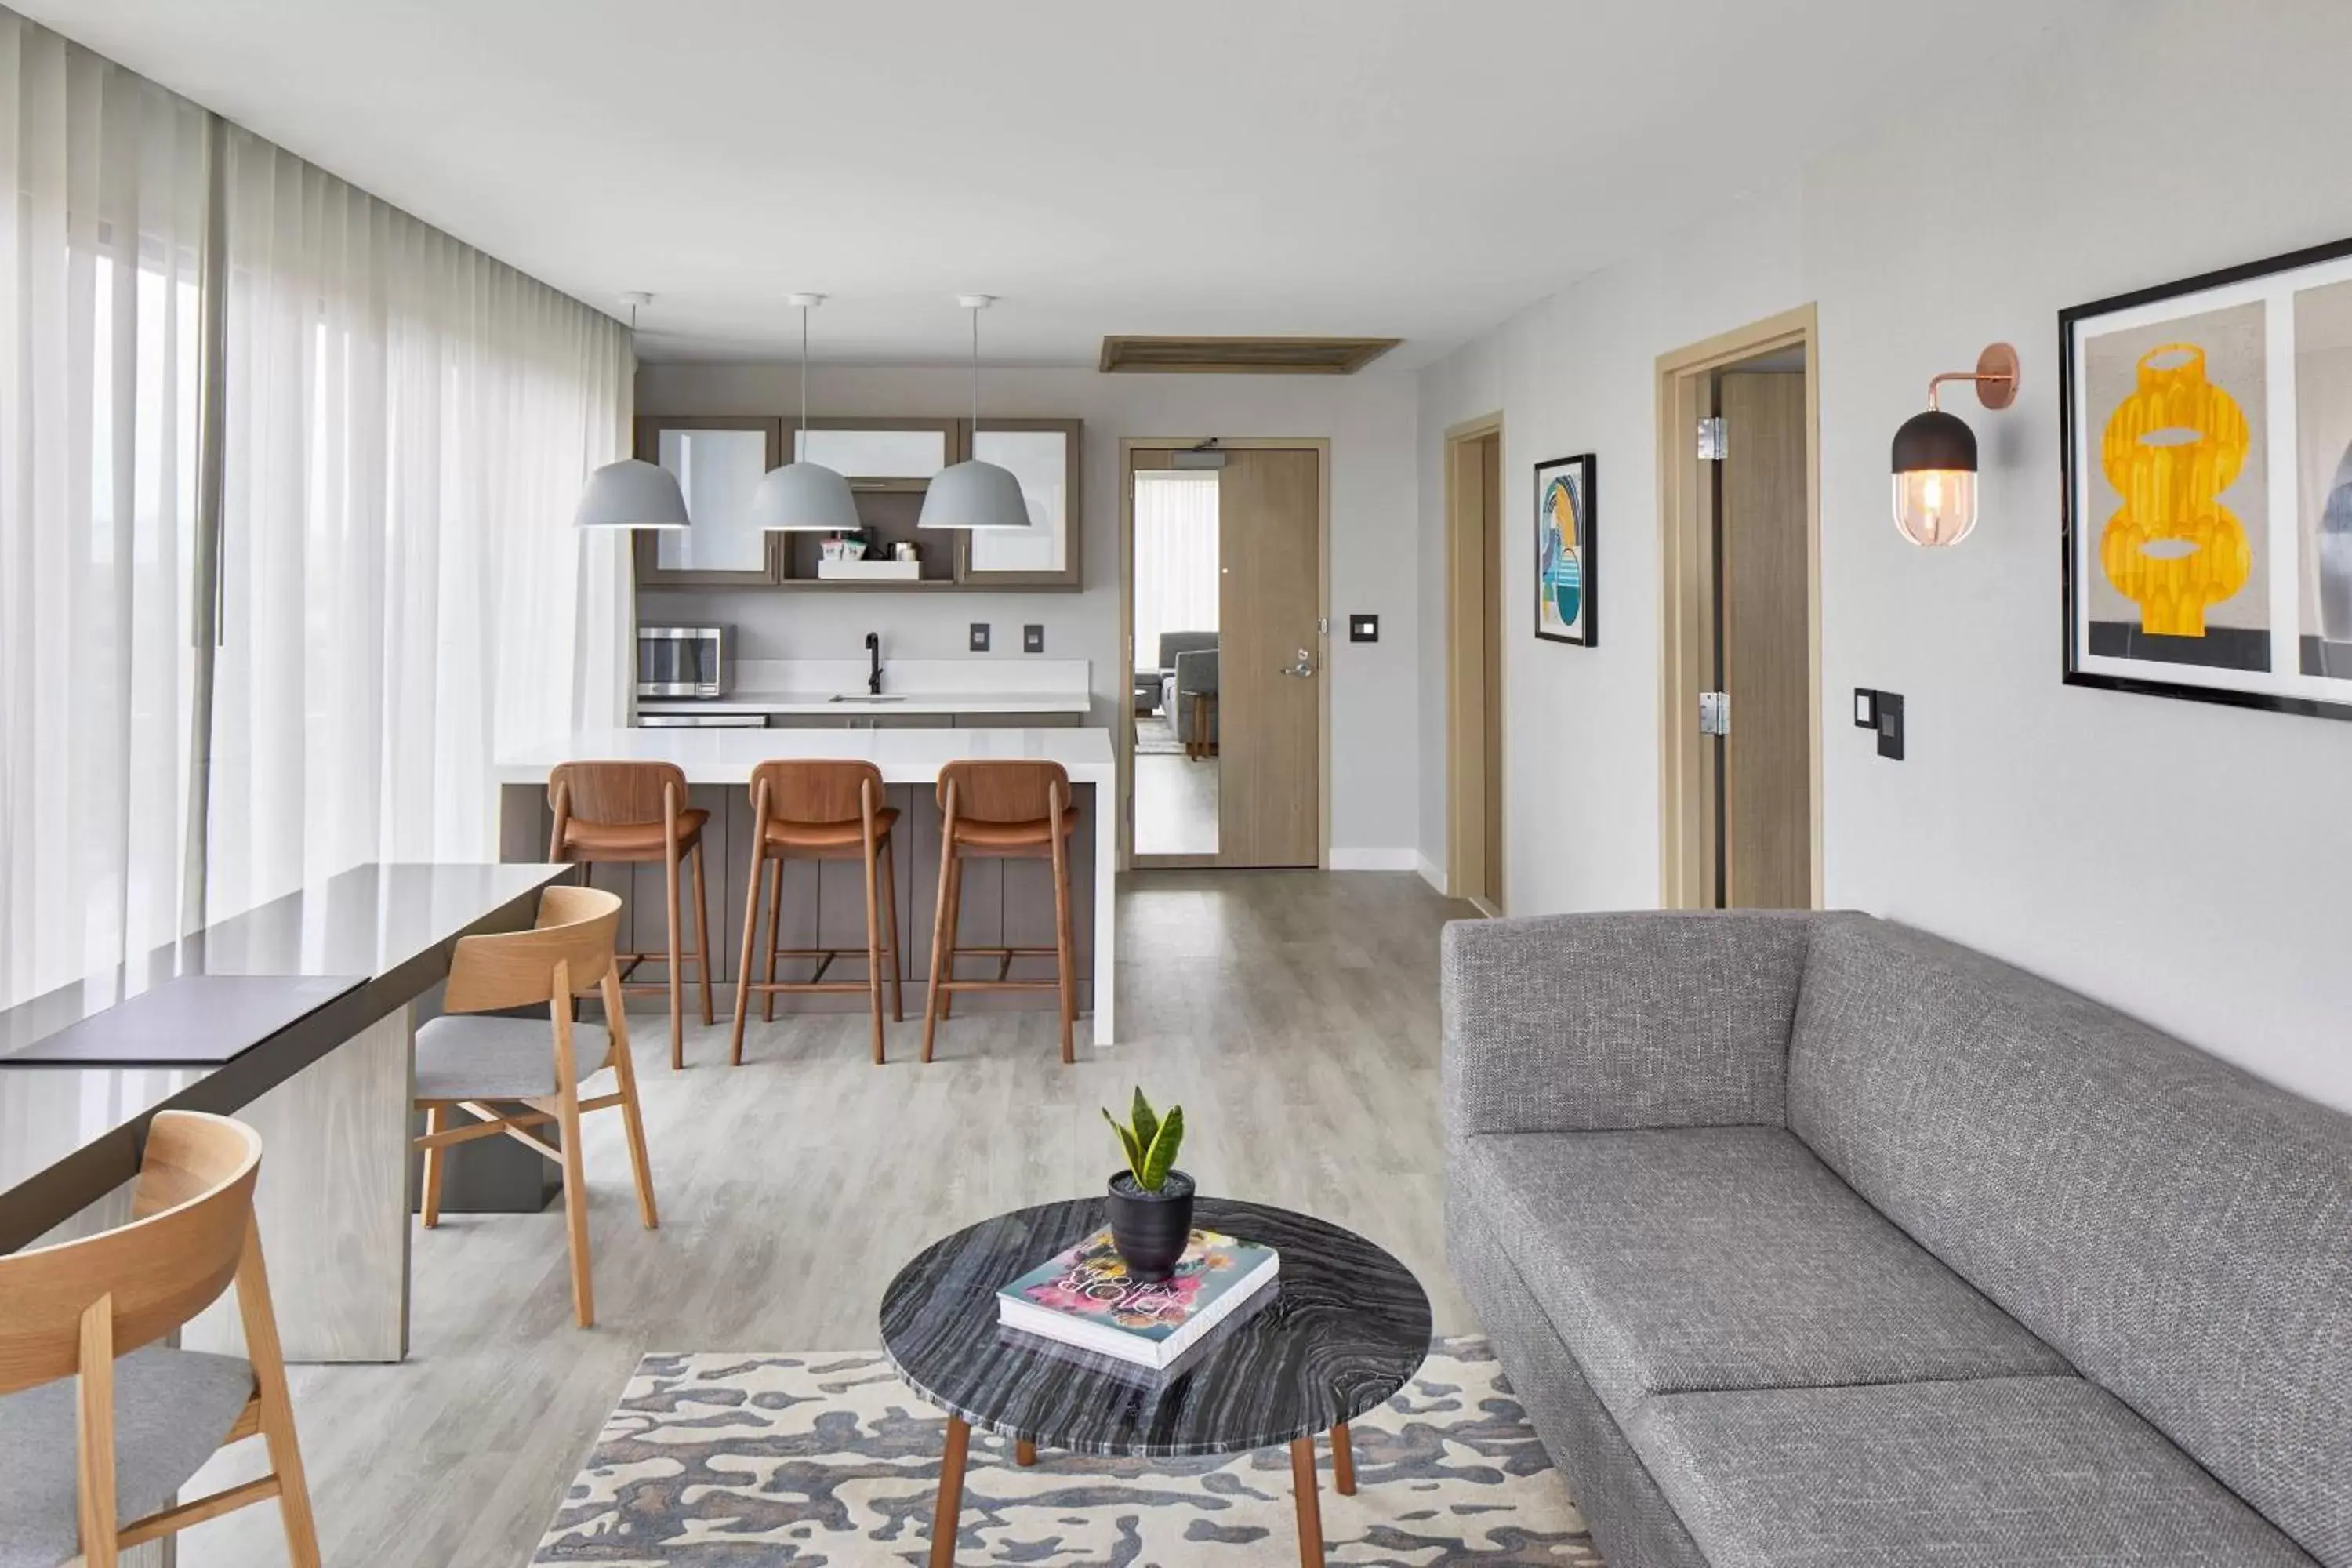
[1098, 336, 1403, 376]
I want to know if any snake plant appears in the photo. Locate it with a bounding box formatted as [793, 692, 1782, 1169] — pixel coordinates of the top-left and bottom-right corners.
[1103, 1087, 1185, 1192]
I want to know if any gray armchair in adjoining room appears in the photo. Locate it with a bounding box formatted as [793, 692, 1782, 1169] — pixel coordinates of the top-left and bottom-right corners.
[1137, 631, 1217, 717]
[1171, 648, 1218, 749]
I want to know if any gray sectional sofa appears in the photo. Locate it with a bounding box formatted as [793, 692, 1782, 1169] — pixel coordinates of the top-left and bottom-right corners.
[1442, 910, 2351, 1568]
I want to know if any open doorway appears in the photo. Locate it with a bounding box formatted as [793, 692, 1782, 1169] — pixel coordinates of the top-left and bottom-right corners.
[1131, 469, 1221, 856]
[1656, 307, 1822, 909]
[1444, 414, 1505, 913]
[1120, 439, 1330, 871]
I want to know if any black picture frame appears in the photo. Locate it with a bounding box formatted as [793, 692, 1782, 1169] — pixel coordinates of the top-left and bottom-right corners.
[1533, 452, 1597, 646]
[2060, 232, 2352, 722]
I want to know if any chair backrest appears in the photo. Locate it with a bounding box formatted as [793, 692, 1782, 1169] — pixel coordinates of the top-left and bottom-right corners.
[1156, 630, 1217, 669]
[441, 884, 622, 1012]
[1174, 648, 1219, 695]
[548, 760, 687, 826]
[750, 759, 885, 825]
[0, 1111, 260, 1397]
[937, 759, 1070, 823]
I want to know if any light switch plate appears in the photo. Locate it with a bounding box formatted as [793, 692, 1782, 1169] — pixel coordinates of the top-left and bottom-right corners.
[1349, 614, 1379, 643]
[1024, 624, 1044, 653]
[1853, 688, 1877, 728]
[1876, 692, 1905, 760]
[968, 623, 991, 652]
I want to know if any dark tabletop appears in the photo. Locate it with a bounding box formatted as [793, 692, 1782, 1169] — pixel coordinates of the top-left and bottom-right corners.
[880, 1197, 1432, 1458]
[0, 862, 565, 1252]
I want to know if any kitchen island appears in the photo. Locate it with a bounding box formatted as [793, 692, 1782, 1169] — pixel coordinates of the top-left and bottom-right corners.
[493, 726, 1118, 1045]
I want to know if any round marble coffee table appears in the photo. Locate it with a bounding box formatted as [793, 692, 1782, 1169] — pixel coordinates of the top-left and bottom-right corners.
[880, 1196, 1432, 1566]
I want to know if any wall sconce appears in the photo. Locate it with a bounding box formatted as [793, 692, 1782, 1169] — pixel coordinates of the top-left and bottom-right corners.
[1890, 342, 2020, 547]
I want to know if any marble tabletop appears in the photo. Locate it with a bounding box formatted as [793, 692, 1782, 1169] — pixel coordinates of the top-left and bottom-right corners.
[879, 1197, 1432, 1458]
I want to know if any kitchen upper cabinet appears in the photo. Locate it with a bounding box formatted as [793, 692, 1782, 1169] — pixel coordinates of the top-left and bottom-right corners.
[793, 417, 956, 492]
[955, 419, 1082, 590]
[633, 416, 783, 586]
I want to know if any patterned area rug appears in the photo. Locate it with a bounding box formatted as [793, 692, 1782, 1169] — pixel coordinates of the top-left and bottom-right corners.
[536, 1337, 1597, 1565]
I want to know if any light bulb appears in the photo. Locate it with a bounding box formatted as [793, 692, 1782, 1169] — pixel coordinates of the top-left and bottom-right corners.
[1893, 468, 1978, 548]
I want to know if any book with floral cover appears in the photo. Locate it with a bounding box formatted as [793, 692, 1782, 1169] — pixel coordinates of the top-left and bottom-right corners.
[996, 1226, 1279, 1368]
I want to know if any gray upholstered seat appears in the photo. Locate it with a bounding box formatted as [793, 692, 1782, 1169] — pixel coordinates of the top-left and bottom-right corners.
[1455, 1126, 2068, 1421]
[414, 1014, 609, 1101]
[0, 1347, 255, 1568]
[1628, 1377, 2318, 1567]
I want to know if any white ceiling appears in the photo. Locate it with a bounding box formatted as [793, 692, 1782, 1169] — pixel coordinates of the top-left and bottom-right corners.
[23, 0, 2075, 367]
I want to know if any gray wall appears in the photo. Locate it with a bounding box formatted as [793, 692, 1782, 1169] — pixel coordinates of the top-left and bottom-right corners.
[637, 362, 1423, 859]
[1416, 0, 2352, 1110]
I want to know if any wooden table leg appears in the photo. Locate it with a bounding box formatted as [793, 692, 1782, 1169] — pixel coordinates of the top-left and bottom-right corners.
[1290, 1435, 1323, 1566]
[1331, 1421, 1356, 1495]
[930, 1415, 970, 1567]
[1015, 1439, 1036, 1467]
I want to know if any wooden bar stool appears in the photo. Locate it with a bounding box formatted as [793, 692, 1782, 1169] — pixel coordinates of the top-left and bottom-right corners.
[412, 884, 659, 1329]
[0, 1110, 321, 1567]
[547, 760, 714, 1071]
[922, 759, 1079, 1065]
[731, 760, 904, 1067]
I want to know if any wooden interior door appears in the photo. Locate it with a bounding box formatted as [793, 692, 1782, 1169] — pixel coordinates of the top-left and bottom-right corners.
[1479, 434, 1504, 909]
[1218, 448, 1322, 867]
[1718, 371, 1812, 908]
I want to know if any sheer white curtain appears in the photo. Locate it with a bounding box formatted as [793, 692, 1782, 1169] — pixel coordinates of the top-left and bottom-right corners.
[1133, 470, 1219, 671]
[206, 134, 631, 917]
[0, 17, 207, 1005]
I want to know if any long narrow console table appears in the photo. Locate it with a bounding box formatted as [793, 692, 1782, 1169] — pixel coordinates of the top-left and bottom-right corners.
[0, 861, 568, 1364]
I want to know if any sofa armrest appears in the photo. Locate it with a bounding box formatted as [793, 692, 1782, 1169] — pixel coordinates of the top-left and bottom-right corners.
[1441, 911, 1813, 1136]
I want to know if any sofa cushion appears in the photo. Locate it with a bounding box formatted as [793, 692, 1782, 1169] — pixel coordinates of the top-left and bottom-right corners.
[1453, 1127, 2067, 1422]
[1628, 1376, 2317, 1568]
[1788, 915, 2352, 1566]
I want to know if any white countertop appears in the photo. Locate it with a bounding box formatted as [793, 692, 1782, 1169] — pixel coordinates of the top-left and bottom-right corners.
[637, 689, 1092, 717]
[495, 725, 1115, 786]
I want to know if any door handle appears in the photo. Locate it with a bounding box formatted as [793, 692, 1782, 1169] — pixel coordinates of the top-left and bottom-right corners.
[1280, 648, 1316, 678]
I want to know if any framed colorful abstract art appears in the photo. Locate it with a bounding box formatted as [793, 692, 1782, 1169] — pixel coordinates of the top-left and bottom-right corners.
[2062, 234, 2352, 720]
[1534, 452, 1597, 646]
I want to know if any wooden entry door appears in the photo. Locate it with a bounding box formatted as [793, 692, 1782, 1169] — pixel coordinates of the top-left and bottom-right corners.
[1717, 371, 1812, 908]
[1218, 448, 1322, 867]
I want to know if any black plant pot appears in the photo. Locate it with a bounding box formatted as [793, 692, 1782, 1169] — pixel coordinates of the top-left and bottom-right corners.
[1106, 1169, 1196, 1283]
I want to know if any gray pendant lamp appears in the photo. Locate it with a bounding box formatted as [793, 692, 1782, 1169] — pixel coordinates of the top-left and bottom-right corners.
[749, 294, 861, 533]
[918, 295, 1035, 532]
[575, 292, 691, 530]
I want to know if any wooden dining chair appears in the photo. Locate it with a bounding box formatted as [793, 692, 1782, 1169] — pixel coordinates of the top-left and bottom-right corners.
[922, 759, 1080, 1065]
[0, 1110, 321, 1568]
[412, 884, 657, 1328]
[730, 760, 905, 1068]
[547, 760, 714, 1071]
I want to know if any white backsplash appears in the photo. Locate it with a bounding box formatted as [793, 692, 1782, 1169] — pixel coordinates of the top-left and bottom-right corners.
[731, 657, 1089, 695]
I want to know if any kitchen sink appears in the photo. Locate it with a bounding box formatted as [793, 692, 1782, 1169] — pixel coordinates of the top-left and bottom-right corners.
[827, 693, 906, 703]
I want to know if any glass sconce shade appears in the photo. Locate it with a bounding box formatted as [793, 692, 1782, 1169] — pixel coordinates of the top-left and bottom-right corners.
[1891, 408, 1980, 548]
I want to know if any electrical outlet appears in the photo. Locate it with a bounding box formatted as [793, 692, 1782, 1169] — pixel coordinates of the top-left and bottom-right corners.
[968, 623, 990, 653]
[1024, 624, 1044, 653]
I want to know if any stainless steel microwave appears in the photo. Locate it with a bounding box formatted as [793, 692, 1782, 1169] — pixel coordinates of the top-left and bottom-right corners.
[637, 625, 730, 699]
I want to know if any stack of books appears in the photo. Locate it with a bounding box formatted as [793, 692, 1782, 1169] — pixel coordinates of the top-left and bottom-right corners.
[996, 1227, 1279, 1371]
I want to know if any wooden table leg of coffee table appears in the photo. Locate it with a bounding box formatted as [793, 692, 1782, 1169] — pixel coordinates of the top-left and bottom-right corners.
[1290, 1436, 1324, 1566]
[1015, 1439, 1036, 1467]
[1331, 1421, 1356, 1495]
[931, 1415, 970, 1568]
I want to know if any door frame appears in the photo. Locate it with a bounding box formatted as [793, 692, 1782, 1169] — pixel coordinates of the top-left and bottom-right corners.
[1443, 412, 1504, 912]
[1654, 304, 1823, 909]
[1117, 437, 1333, 872]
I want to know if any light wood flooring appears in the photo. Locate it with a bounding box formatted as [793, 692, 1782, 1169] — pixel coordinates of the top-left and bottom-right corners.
[180, 869, 1480, 1568]
[1134, 752, 1221, 856]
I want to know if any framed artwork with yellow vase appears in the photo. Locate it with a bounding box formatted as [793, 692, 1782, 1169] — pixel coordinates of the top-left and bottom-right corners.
[2062, 235, 2352, 719]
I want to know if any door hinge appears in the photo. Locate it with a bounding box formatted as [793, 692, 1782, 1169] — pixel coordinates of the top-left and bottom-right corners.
[1698, 691, 1730, 736]
[1697, 416, 1727, 460]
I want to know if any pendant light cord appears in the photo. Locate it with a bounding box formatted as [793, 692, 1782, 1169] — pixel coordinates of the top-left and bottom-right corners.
[970, 304, 981, 434]
[800, 303, 811, 448]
